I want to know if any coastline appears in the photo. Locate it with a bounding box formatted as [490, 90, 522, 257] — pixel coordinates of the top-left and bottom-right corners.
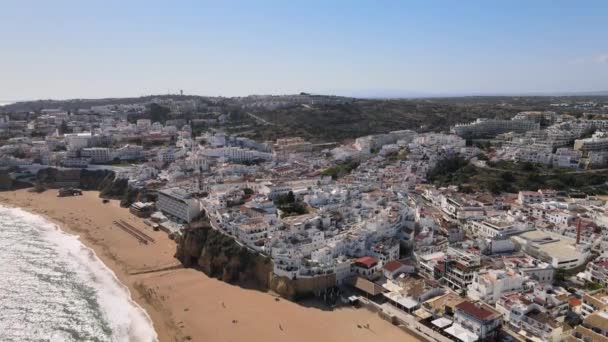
[0, 189, 183, 342]
[0, 189, 420, 342]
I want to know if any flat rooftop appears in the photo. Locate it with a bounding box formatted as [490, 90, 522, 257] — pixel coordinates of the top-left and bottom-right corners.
[159, 187, 192, 200]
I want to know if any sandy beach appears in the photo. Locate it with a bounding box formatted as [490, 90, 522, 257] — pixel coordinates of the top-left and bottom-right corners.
[0, 189, 420, 342]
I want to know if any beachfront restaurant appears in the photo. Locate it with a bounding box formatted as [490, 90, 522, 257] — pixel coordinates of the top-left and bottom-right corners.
[383, 291, 420, 313]
[348, 276, 385, 301]
[444, 323, 479, 342]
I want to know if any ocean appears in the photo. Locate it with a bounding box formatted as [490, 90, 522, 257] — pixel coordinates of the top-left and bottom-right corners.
[0, 205, 158, 342]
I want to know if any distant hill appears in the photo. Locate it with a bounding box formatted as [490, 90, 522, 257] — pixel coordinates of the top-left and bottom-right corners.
[246, 97, 579, 142]
[3, 93, 608, 143]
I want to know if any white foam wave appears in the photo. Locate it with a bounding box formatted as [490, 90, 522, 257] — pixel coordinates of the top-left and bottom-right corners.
[0, 205, 158, 342]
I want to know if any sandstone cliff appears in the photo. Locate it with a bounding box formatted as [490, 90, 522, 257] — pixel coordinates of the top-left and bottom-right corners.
[175, 224, 272, 290]
[175, 223, 336, 299]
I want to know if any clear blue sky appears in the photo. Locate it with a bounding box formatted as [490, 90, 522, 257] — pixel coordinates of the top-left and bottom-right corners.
[1, 0, 607, 100]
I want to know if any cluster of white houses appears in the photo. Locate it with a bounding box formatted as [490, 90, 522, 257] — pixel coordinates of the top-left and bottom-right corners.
[6, 103, 608, 342]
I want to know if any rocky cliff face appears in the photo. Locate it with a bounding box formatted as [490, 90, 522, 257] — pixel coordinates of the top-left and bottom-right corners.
[0, 171, 13, 190]
[175, 224, 336, 299]
[175, 224, 272, 289]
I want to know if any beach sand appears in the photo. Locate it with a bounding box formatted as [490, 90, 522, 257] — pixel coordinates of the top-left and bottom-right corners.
[0, 189, 420, 342]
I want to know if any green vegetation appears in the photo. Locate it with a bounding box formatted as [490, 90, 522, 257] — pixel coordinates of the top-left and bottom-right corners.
[384, 148, 410, 162]
[554, 268, 568, 283]
[274, 191, 308, 217]
[429, 157, 608, 195]
[247, 97, 545, 142]
[321, 160, 360, 179]
[80, 169, 114, 190]
[586, 282, 604, 291]
[149, 103, 171, 123]
[0, 171, 13, 190]
[120, 186, 140, 207]
[5, 94, 602, 144]
[99, 176, 141, 207]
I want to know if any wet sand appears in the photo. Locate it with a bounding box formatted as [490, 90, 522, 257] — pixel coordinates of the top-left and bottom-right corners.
[0, 189, 420, 342]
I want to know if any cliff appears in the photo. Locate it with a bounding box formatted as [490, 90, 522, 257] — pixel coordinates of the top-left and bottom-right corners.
[35, 168, 140, 207]
[175, 223, 336, 299]
[175, 223, 272, 289]
[0, 171, 14, 190]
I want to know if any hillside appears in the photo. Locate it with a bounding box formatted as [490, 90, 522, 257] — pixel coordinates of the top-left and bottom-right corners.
[4, 94, 607, 143]
[247, 98, 544, 142]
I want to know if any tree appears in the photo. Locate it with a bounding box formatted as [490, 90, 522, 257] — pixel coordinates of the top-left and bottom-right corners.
[521, 162, 536, 172]
[149, 103, 170, 123]
[586, 282, 604, 291]
[501, 172, 515, 182]
[286, 191, 295, 204]
[554, 268, 567, 283]
[120, 186, 140, 208]
[59, 121, 70, 134]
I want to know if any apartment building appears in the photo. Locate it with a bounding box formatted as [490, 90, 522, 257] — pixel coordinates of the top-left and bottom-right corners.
[65, 132, 93, 150]
[437, 258, 480, 291]
[586, 261, 608, 287]
[569, 311, 608, 342]
[440, 195, 485, 220]
[452, 301, 502, 340]
[467, 269, 525, 304]
[81, 147, 113, 163]
[157, 187, 202, 223]
[452, 118, 539, 139]
[574, 131, 608, 152]
[581, 289, 608, 318]
[520, 308, 564, 342]
[518, 191, 545, 205]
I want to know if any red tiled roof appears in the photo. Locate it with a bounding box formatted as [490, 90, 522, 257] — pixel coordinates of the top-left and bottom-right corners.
[569, 297, 582, 307]
[382, 260, 404, 273]
[456, 301, 499, 321]
[354, 256, 378, 269]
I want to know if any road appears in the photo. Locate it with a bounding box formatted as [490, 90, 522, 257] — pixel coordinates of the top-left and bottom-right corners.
[247, 112, 275, 126]
[478, 164, 608, 175]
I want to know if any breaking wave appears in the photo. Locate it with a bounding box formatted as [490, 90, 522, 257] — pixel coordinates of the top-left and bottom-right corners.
[0, 205, 158, 341]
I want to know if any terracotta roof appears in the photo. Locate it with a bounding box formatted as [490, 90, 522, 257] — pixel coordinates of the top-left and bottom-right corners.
[456, 301, 500, 321]
[354, 256, 378, 269]
[383, 260, 404, 273]
[569, 297, 582, 307]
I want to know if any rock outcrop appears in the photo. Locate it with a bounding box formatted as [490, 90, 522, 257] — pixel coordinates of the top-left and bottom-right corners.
[175, 224, 272, 289]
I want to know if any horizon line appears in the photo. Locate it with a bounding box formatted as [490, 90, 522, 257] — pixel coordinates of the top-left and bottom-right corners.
[3, 89, 608, 104]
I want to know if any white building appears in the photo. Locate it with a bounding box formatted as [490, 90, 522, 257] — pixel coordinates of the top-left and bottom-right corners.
[574, 131, 608, 152]
[157, 187, 202, 223]
[467, 269, 525, 304]
[451, 301, 502, 340]
[452, 118, 540, 139]
[81, 147, 113, 163]
[514, 231, 591, 270]
[65, 132, 93, 150]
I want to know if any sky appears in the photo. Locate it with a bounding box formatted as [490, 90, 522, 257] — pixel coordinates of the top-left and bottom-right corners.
[1, 0, 608, 100]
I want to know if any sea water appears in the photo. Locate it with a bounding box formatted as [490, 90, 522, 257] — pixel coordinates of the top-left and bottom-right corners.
[0, 205, 158, 341]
